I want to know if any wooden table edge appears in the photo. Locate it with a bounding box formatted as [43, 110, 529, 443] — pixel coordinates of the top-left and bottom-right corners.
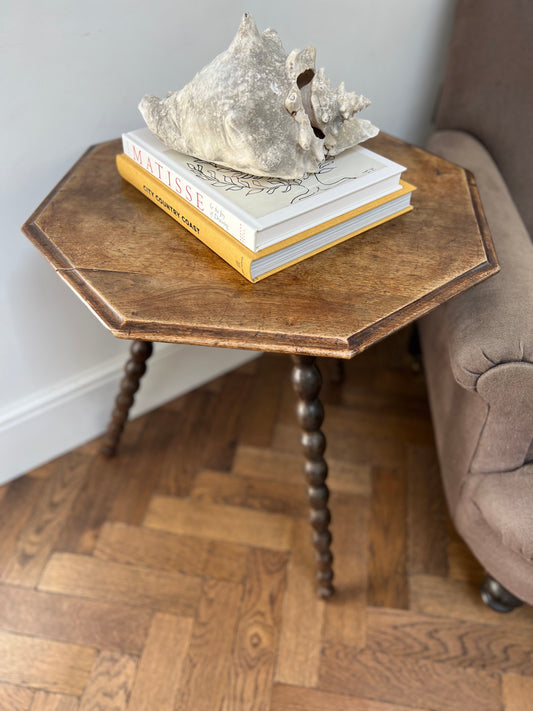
[20, 139, 500, 361]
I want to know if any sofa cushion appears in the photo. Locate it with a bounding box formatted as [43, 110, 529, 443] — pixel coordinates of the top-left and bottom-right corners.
[472, 362, 533, 472]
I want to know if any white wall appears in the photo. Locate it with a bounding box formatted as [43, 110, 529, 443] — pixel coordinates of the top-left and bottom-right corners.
[0, 0, 456, 483]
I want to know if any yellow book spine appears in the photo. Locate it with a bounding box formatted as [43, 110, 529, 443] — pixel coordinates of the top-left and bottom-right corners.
[116, 152, 258, 280]
[116, 153, 415, 282]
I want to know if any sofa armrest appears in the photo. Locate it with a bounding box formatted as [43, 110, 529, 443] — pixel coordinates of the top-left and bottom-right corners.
[425, 130, 533, 472]
[427, 131, 533, 389]
[470, 362, 533, 471]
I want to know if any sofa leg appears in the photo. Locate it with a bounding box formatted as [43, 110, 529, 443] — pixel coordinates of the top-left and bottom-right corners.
[480, 574, 524, 613]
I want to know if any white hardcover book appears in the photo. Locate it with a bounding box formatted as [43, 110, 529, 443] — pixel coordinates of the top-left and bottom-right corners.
[122, 127, 406, 252]
[250, 191, 413, 281]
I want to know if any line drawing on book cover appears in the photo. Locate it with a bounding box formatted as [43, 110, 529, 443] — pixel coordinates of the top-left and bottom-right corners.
[185, 154, 381, 206]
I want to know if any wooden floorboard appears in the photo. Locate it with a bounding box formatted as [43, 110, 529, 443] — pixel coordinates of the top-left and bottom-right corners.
[2, 329, 531, 710]
[126, 614, 192, 711]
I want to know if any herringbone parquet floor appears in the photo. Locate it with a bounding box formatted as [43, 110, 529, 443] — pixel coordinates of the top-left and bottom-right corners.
[2, 330, 533, 711]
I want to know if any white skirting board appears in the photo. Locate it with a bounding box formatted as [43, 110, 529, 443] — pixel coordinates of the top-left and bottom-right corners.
[0, 343, 260, 486]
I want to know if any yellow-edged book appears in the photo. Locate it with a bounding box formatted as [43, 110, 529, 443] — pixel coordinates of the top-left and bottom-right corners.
[123, 126, 410, 251]
[116, 153, 415, 282]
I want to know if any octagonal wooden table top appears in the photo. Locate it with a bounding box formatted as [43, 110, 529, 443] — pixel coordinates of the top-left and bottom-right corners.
[23, 133, 498, 358]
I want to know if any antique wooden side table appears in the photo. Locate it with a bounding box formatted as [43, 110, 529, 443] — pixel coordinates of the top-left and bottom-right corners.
[23, 133, 498, 598]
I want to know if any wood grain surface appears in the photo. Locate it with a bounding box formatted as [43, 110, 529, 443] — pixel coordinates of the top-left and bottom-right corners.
[2, 341, 529, 710]
[22, 134, 499, 357]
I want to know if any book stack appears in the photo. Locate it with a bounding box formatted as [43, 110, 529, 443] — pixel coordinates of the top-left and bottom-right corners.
[117, 127, 415, 282]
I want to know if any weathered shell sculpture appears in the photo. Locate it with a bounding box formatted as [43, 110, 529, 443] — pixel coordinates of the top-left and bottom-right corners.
[139, 13, 379, 179]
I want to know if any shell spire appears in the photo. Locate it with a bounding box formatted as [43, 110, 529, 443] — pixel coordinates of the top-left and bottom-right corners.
[230, 11, 262, 47]
[138, 13, 378, 179]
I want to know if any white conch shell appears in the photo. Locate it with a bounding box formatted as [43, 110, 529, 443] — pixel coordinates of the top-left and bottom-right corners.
[139, 13, 379, 179]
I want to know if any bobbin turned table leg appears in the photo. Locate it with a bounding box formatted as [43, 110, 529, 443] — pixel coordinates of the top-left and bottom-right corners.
[100, 340, 153, 457]
[291, 355, 334, 598]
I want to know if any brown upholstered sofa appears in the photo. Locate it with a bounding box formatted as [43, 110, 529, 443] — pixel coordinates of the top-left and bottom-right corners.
[419, 0, 533, 611]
